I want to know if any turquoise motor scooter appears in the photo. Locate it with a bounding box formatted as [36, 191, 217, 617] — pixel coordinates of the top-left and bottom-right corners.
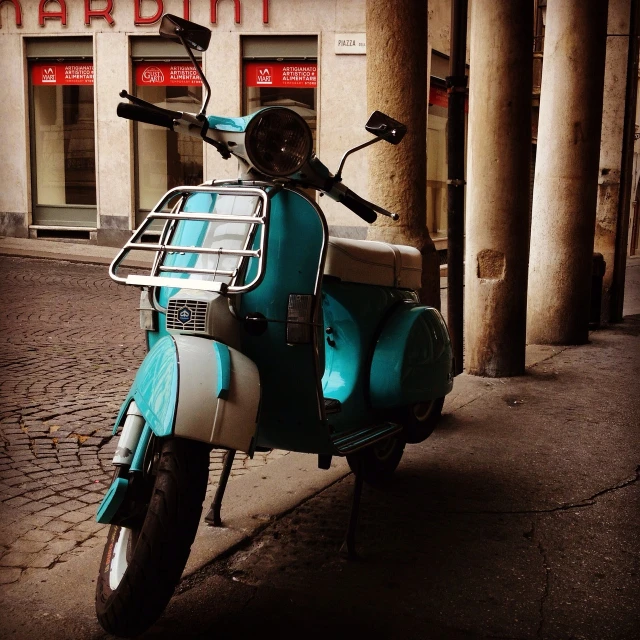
[95, 14, 454, 637]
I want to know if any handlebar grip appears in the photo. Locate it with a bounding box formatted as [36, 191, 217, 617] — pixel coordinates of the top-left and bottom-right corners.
[340, 189, 378, 224]
[117, 102, 176, 130]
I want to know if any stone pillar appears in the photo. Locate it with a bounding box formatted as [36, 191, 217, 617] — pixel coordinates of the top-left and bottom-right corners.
[596, 0, 635, 323]
[365, 0, 439, 308]
[464, 0, 532, 377]
[527, 0, 609, 344]
[95, 31, 135, 247]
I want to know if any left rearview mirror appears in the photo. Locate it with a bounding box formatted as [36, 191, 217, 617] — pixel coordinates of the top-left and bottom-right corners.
[365, 111, 407, 145]
[159, 14, 211, 52]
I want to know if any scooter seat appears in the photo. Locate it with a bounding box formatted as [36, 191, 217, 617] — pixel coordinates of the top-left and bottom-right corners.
[324, 237, 422, 290]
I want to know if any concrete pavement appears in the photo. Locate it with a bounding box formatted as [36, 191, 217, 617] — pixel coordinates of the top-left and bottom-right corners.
[0, 237, 638, 639]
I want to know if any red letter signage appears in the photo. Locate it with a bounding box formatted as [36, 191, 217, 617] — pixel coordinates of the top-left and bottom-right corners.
[134, 0, 163, 25]
[263, 0, 268, 23]
[39, 0, 67, 26]
[84, 0, 114, 26]
[211, 0, 240, 24]
[183, 0, 190, 20]
[0, 0, 23, 27]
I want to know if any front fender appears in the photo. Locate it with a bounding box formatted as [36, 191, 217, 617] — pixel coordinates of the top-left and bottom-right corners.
[114, 335, 260, 453]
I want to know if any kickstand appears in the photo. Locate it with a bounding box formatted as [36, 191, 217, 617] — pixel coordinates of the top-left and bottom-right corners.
[205, 449, 236, 527]
[340, 455, 364, 560]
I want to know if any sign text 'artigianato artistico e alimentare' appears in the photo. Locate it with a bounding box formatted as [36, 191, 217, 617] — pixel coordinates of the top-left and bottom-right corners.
[30, 62, 318, 89]
[31, 62, 94, 85]
[244, 62, 317, 88]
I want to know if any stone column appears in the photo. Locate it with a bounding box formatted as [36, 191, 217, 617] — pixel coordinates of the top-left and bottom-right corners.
[595, 0, 635, 323]
[365, 0, 439, 308]
[464, 0, 532, 377]
[527, 0, 609, 344]
[95, 31, 135, 247]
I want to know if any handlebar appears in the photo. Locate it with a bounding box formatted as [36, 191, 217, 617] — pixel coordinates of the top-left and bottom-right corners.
[116, 102, 179, 130]
[339, 188, 378, 224]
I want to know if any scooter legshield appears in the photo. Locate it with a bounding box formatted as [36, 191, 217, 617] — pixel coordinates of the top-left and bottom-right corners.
[113, 335, 260, 453]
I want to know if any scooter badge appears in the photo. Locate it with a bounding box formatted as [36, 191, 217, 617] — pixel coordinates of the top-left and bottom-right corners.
[178, 307, 192, 323]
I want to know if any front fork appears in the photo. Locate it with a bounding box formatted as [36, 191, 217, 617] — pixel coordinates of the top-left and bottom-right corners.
[97, 402, 152, 524]
[112, 402, 152, 472]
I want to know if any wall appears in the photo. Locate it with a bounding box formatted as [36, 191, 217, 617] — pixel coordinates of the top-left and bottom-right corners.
[0, 0, 449, 243]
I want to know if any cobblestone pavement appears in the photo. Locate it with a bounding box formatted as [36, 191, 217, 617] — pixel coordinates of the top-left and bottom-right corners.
[0, 256, 284, 586]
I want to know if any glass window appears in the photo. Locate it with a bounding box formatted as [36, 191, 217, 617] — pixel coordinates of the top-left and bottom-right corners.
[134, 62, 204, 225]
[243, 61, 317, 149]
[30, 61, 96, 225]
[242, 37, 318, 154]
[427, 79, 448, 236]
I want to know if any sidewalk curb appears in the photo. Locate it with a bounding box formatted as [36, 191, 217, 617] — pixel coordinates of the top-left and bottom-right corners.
[0, 237, 152, 269]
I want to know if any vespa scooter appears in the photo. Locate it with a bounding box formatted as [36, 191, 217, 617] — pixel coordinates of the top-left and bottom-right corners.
[95, 14, 454, 637]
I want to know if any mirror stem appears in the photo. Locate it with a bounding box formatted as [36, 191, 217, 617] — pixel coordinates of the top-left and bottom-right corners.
[181, 37, 211, 117]
[334, 137, 382, 182]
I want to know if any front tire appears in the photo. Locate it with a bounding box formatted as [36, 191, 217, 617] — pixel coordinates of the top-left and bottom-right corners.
[96, 437, 210, 637]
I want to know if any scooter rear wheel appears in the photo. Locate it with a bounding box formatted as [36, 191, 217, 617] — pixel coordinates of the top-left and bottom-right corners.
[402, 396, 445, 444]
[95, 436, 209, 637]
[346, 434, 406, 487]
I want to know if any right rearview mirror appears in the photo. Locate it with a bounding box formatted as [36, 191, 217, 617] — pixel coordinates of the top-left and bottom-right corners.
[365, 111, 407, 145]
[159, 14, 211, 52]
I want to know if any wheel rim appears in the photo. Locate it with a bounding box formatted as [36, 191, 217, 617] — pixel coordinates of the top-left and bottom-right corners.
[109, 526, 132, 590]
[413, 399, 436, 422]
[373, 436, 398, 462]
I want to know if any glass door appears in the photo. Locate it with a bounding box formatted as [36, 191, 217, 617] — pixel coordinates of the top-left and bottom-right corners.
[30, 61, 97, 227]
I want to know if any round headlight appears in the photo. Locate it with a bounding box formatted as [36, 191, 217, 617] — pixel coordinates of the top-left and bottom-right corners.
[245, 108, 313, 177]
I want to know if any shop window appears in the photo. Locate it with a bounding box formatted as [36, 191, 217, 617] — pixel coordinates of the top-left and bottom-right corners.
[29, 60, 96, 227]
[427, 77, 448, 237]
[242, 36, 318, 150]
[427, 51, 469, 239]
[133, 53, 203, 226]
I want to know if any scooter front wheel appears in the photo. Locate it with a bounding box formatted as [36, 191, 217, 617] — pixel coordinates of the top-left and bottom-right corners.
[346, 434, 406, 487]
[95, 436, 209, 637]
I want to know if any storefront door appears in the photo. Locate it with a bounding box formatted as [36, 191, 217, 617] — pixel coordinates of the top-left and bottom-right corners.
[29, 44, 97, 228]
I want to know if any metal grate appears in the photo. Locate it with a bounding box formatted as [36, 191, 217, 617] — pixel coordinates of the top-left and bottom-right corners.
[166, 299, 209, 334]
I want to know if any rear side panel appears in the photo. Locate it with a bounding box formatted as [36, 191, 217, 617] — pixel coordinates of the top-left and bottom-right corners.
[370, 305, 454, 408]
[321, 279, 415, 431]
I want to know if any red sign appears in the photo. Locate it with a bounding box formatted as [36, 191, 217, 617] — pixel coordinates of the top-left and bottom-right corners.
[135, 63, 202, 86]
[31, 62, 94, 85]
[429, 85, 448, 109]
[428, 84, 469, 113]
[245, 62, 317, 88]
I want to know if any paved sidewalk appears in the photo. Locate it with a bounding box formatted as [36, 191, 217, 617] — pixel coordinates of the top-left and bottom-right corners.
[0, 238, 637, 639]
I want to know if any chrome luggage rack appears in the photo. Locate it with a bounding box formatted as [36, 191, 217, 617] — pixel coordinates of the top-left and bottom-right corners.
[109, 185, 270, 295]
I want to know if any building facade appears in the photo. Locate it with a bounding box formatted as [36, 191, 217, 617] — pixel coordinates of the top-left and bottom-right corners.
[0, 0, 453, 247]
